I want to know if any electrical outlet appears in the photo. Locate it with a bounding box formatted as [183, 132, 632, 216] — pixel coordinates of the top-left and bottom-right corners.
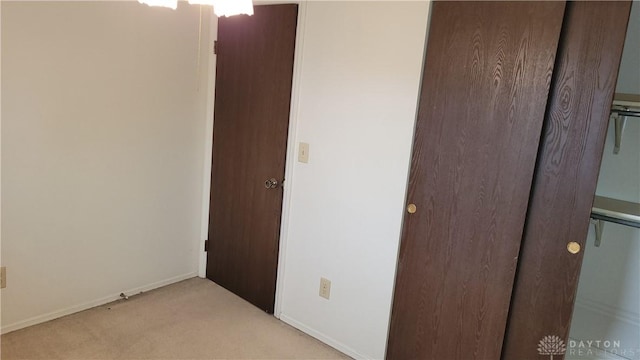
[1, 267, 6, 289]
[319, 277, 331, 300]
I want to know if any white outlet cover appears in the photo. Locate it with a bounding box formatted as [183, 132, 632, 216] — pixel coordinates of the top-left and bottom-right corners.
[319, 277, 331, 299]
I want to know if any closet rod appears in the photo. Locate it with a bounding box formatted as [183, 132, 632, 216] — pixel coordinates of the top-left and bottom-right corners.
[590, 195, 640, 246]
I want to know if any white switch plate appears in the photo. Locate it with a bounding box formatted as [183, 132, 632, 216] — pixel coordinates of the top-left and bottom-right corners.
[1, 267, 6, 289]
[319, 277, 331, 299]
[298, 142, 309, 163]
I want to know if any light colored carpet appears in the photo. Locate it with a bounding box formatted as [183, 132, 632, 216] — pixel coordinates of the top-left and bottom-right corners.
[0, 278, 350, 360]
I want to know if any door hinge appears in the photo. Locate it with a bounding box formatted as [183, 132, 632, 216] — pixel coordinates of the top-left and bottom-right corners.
[213, 41, 218, 55]
[204, 240, 209, 252]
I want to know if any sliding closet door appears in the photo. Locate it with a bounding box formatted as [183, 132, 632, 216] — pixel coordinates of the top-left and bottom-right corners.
[386, 2, 566, 359]
[502, 2, 632, 358]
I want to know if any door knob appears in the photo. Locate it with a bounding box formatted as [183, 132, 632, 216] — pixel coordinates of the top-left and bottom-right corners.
[567, 242, 581, 254]
[407, 203, 417, 214]
[265, 178, 279, 189]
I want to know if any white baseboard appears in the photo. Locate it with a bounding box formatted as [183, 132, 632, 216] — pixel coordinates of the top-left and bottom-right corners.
[1, 272, 198, 335]
[279, 314, 371, 359]
[574, 297, 640, 327]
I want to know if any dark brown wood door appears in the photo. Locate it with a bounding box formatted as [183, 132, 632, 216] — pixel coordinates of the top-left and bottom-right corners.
[206, 4, 297, 314]
[386, 2, 566, 359]
[502, 2, 632, 358]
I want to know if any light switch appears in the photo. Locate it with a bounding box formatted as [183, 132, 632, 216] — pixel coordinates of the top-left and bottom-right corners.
[298, 142, 309, 163]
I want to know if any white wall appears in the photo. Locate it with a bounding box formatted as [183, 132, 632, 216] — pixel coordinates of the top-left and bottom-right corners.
[570, 3, 640, 358]
[278, 2, 429, 359]
[0, 0, 3, 331]
[1, 1, 211, 332]
[616, 3, 640, 95]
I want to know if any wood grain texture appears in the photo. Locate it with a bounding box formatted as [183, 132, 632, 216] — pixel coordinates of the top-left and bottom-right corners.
[386, 2, 566, 359]
[206, 4, 298, 314]
[502, 2, 632, 359]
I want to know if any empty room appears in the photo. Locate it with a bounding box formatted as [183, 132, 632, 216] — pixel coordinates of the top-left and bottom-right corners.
[1, 1, 638, 359]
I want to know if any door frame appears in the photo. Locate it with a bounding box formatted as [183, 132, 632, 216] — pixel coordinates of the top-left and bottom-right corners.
[197, 0, 308, 318]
